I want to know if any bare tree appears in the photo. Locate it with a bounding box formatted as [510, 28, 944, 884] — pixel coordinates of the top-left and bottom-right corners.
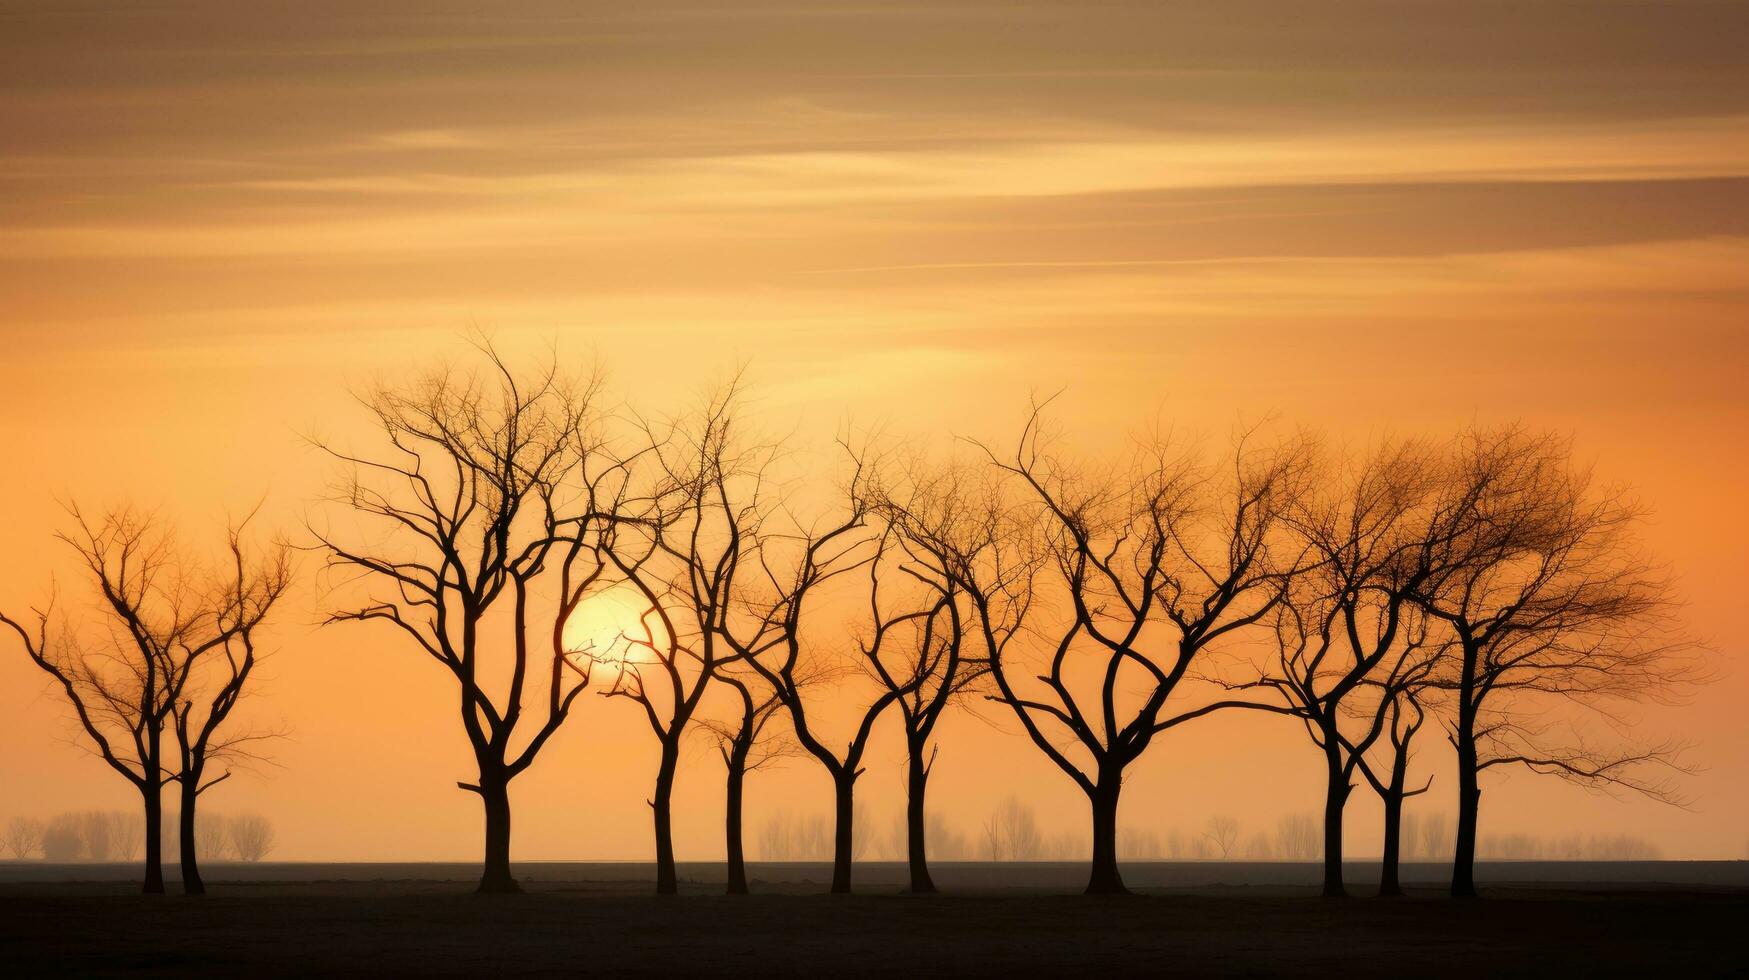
[1226, 441, 1448, 896]
[4, 505, 274, 893]
[195, 812, 232, 862]
[313, 346, 629, 893]
[635, 396, 893, 895]
[108, 810, 143, 861]
[879, 459, 1036, 893]
[976, 406, 1312, 893]
[1274, 812, 1320, 861]
[170, 515, 290, 894]
[1411, 428, 1700, 897]
[981, 796, 1043, 860]
[1204, 815, 1240, 859]
[732, 522, 909, 894]
[714, 444, 891, 894]
[599, 387, 771, 895]
[3, 817, 44, 860]
[228, 813, 275, 862]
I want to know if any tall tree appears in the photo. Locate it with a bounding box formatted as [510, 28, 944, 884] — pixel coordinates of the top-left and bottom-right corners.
[705, 439, 890, 894]
[599, 388, 768, 895]
[3, 505, 274, 894]
[1228, 441, 1442, 897]
[879, 461, 1035, 894]
[979, 407, 1313, 894]
[313, 347, 627, 893]
[1412, 428, 1698, 898]
[731, 523, 912, 895]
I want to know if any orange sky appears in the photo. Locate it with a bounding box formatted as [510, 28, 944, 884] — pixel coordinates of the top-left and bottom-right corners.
[1, 1, 1746, 862]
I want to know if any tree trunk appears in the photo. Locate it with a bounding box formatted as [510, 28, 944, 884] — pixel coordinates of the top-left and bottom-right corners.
[1085, 769, 1127, 895]
[1451, 636, 1481, 899]
[724, 742, 749, 896]
[830, 770, 856, 894]
[653, 739, 680, 895]
[179, 775, 205, 896]
[476, 769, 519, 894]
[1378, 792, 1403, 897]
[903, 741, 937, 894]
[1321, 734, 1349, 898]
[141, 782, 165, 895]
[1452, 728, 1481, 899]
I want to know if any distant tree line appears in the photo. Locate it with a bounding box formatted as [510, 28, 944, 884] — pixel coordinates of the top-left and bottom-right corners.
[3, 342, 1706, 898]
[2, 812, 274, 863]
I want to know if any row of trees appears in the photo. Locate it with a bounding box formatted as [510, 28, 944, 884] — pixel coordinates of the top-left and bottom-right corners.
[3, 345, 1702, 898]
[2, 812, 274, 863]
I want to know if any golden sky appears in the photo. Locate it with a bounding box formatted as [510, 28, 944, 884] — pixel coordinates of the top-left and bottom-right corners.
[1, 1, 1746, 861]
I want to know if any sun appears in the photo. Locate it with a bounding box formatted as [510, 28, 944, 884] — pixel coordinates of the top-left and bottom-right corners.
[561, 582, 666, 667]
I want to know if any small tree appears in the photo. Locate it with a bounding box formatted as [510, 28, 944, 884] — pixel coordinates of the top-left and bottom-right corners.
[880, 459, 1036, 893]
[3, 817, 44, 860]
[1347, 629, 1440, 896]
[229, 814, 275, 862]
[195, 813, 232, 862]
[77, 811, 117, 862]
[981, 796, 1043, 861]
[165, 515, 290, 893]
[1274, 812, 1320, 861]
[107, 811, 143, 861]
[1204, 815, 1240, 859]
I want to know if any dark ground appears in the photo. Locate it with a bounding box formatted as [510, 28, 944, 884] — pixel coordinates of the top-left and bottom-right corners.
[2, 862, 1744, 977]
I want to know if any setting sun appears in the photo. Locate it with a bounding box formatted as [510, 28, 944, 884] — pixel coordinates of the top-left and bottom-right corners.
[562, 582, 667, 669]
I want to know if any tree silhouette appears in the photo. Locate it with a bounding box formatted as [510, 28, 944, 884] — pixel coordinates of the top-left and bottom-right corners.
[977, 405, 1312, 894]
[3, 817, 43, 860]
[879, 459, 1035, 893]
[736, 521, 914, 895]
[169, 515, 290, 894]
[1411, 428, 1700, 898]
[711, 439, 889, 894]
[1226, 441, 1444, 896]
[1203, 815, 1240, 859]
[4, 505, 277, 894]
[1346, 631, 1440, 896]
[312, 346, 631, 893]
[701, 666, 793, 895]
[600, 386, 777, 895]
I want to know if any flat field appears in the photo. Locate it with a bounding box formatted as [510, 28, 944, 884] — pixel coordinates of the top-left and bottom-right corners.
[2, 861, 1742, 976]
